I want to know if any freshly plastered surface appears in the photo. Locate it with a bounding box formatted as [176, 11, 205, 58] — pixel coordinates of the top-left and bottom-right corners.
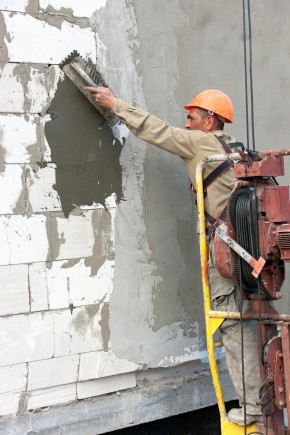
[0, 1, 290, 432]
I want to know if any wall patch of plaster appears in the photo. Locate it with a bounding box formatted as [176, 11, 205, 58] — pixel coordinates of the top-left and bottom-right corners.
[100, 302, 110, 352]
[71, 303, 100, 337]
[45, 76, 123, 218]
[0, 11, 9, 65]
[84, 209, 114, 277]
[39, 0, 107, 18]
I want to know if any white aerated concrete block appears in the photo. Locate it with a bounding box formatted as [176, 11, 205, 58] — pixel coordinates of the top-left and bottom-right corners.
[28, 263, 48, 312]
[77, 372, 136, 399]
[0, 63, 26, 113]
[68, 258, 114, 307]
[39, 0, 106, 17]
[27, 384, 76, 410]
[79, 351, 139, 382]
[0, 214, 50, 266]
[3, 11, 96, 64]
[30, 261, 73, 312]
[54, 307, 103, 357]
[0, 364, 27, 415]
[26, 164, 62, 213]
[38, 115, 52, 162]
[0, 312, 54, 366]
[0, 63, 61, 114]
[0, 164, 26, 214]
[0, 114, 42, 164]
[50, 211, 95, 261]
[26, 65, 61, 114]
[0, 392, 23, 416]
[47, 261, 69, 309]
[28, 355, 79, 390]
[0, 264, 29, 315]
[0, 364, 27, 394]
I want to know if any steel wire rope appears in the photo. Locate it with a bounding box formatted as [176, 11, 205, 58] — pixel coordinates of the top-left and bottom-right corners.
[236, 191, 248, 434]
[247, 0, 255, 151]
[242, 0, 250, 149]
[241, 1, 265, 434]
[246, 0, 269, 432]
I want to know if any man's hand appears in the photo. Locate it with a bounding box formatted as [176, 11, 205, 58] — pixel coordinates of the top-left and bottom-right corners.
[84, 86, 116, 110]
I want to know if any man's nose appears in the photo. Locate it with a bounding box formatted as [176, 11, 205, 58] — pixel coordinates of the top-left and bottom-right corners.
[184, 120, 191, 129]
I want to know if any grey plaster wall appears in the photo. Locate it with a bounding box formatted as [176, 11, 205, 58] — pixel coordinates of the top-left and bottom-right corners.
[91, 0, 290, 365]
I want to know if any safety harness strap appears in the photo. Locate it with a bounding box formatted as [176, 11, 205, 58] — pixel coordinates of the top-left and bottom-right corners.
[205, 206, 228, 236]
[202, 135, 234, 195]
[214, 135, 233, 154]
[203, 136, 237, 233]
[203, 160, 234, 195]
[193, 136, 244, 234]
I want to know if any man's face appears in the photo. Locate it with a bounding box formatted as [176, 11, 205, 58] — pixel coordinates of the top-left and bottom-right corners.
[184, 107, 208, 132]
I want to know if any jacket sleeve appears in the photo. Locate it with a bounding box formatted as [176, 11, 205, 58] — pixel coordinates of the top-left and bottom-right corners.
[112, 99, 208, 160]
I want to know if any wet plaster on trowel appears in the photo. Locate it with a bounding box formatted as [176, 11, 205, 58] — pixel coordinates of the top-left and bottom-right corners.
[45, 76, 123, 218]
[91, 0, 200, 368]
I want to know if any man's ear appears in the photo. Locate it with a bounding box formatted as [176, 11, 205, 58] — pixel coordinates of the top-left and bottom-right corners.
[206, 115, 215, 132]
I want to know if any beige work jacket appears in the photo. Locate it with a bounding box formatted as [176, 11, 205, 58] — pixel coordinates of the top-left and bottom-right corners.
[112, 99, 237, 226]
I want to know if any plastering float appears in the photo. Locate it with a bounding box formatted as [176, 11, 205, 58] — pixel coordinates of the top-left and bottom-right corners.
[60, 51, 129, 144]
[60, 51, 120, 127]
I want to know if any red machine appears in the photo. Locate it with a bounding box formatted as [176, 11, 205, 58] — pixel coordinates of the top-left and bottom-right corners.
[214, 149, 290, 435]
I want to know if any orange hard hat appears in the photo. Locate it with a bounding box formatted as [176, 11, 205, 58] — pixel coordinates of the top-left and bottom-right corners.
[184, 89, 234, 123]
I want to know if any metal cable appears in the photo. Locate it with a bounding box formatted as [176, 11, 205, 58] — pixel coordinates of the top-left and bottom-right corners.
[238, 256, 247, 434]
[247, 0, 256, 150]
[242, 0, 250, 149]
[241, 7, 250, 426]
[236, 192, 248, 434]
[241, 1, 263, 432]
[243, 0, 255, 150]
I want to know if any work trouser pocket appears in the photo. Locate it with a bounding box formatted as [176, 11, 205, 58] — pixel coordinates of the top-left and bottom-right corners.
[212, 292, 239, 330]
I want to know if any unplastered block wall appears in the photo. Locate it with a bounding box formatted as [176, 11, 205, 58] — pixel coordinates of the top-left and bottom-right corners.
[0, 0, 140, 417]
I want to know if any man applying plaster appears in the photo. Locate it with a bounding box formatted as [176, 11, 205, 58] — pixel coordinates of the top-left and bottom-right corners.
[85, 85, 262, 426]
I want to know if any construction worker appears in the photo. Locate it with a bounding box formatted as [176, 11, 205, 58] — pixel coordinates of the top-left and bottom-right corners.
[85, 85, 263, 426]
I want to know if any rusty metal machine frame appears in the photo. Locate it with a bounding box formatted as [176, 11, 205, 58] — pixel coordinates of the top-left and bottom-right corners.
[196, 150, 290, 435]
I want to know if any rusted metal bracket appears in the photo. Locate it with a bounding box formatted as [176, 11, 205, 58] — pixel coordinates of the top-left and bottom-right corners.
[215, 226, 266, 278]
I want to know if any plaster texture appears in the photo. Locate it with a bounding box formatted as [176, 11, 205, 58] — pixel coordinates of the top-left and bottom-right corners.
[0, 0, 290, 433]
